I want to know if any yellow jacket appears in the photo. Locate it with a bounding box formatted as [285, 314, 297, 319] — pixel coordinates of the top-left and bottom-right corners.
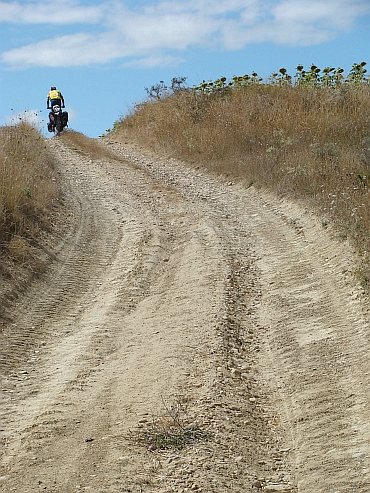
[47, 89, 63, 100]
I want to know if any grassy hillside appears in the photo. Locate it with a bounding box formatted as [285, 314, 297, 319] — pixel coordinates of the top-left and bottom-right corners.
[0, 123, 59, 262]
[115, 63, 370, 287]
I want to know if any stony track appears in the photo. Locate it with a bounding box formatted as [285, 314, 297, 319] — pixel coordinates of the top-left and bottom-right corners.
[1, 137, 370, 493]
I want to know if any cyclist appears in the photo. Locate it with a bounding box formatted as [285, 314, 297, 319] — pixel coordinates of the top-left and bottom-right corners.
[47, 86, 65, 110]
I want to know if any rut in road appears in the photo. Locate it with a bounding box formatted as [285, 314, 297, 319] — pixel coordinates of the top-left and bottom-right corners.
[0, 137, 369, 493]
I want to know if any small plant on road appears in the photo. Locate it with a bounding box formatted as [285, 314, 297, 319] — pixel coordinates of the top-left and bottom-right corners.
[131, 398, 208, 452]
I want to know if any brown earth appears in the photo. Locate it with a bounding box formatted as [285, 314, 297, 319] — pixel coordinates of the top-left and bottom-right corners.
[1, 136, 370, 493]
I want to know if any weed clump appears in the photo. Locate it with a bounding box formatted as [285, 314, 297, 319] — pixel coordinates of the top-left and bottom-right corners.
[131, 399, 209, 452]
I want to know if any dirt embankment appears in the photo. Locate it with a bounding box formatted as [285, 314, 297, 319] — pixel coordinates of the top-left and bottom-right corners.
[1, 137, 370, 493]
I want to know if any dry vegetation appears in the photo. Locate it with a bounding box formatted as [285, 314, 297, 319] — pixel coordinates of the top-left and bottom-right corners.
[0, 123, 59, 260]
[115, 65, 370, 287]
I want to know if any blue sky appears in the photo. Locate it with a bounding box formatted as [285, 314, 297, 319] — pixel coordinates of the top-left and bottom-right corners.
[1, 0, 369, 138]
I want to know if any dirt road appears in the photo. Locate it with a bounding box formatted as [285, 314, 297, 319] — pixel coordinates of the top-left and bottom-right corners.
[1, 137, 370, 493]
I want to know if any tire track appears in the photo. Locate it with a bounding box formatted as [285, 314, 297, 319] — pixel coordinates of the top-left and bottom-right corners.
[1, 139, 241, 493]
[0, 148, 119, 376]
[0, 139, 174, 483]
[248, 198, 370, 493]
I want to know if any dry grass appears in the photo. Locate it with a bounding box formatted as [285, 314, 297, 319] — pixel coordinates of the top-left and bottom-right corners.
[116, 81, 370, 287]
[0, 122, 58, 257]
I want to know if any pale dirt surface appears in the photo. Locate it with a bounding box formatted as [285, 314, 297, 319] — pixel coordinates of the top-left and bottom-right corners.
[1, 136, 370, 493]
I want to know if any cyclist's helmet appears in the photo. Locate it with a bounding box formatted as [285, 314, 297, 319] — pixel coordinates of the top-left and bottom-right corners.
[51, 86, 56, 90]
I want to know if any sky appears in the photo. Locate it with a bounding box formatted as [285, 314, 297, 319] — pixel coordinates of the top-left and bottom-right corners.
[0, 0, 369, 138]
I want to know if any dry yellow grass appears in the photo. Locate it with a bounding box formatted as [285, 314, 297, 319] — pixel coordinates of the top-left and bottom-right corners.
[0, 122, 58, 256]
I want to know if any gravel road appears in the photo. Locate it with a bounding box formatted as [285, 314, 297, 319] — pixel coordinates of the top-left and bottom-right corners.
[1, 137, 370, 493]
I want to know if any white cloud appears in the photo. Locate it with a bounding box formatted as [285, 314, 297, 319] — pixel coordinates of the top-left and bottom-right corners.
[1, 0, 369, 68]
[0, 0, 103, 24]
[111, 11, 215, 51]
[124, 55, 185, 68]
[220, 0, 370, 48]
[273, 0, 369, 31]
[2, 32, 126, 67]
